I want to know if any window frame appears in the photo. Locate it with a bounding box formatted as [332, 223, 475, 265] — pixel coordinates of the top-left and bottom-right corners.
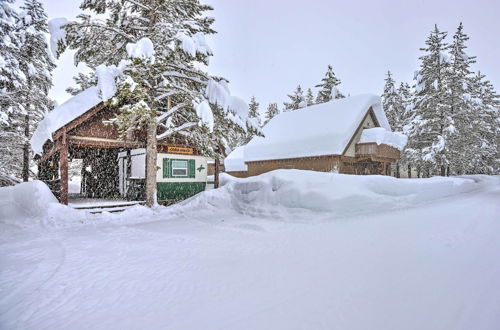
[171, 160, 188, 177]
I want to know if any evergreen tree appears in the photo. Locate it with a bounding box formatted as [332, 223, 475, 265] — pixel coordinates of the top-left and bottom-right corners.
[464, 71, 499, 174]
[248, 96, 261, 127]
[444, 23, 477, 175]
[382, 71, 405, 131]
[283, 85, 306, 111]
[17, 0, 55, 181]
[305, 88, 314, 106]
[264, 102, 279, 125]
[315, 65, 344, 104]
[0, 0, 26, 185]
[59, 0, 254, 206]
[240, 96, 261, 144]
[406, 25, 451, 177]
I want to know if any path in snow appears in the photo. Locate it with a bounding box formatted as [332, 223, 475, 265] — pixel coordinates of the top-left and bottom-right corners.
[1, 181, 499, 330]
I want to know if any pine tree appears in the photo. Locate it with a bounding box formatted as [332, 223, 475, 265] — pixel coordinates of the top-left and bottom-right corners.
[283, 85, 306, 111]
[315, 65, 344, 104]
[0, 0, 26, 185]
[406, 25, 451, 177]
[264, 102, 279, 125]
[382, 71, 405, 131]
[60, 0, 254, 206]
[398, 82, 415, 177]
[17, 0, 55, 181]
[248, 96, 261, 127]
[240, 96, 261, 144]
[465, 71, 499, 174]
[305, 88, 314, 106]
[444, 23, 477, 175]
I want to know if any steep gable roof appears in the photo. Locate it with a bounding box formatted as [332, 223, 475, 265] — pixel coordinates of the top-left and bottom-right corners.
[244, 94, 390, 162]
[31, 86, 103, 155]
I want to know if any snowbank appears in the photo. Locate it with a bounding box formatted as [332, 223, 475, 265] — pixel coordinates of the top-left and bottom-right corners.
[359, 127, 408, 150]
[1, 172, 496, 228]
[0, 180, 58, 221]
[244, 94, 390, 162]
[185, 170, 495, 219]
[31, 86, 102, 154]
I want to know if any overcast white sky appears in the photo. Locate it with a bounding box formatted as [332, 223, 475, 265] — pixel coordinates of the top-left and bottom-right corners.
[28, 0, 500, 112]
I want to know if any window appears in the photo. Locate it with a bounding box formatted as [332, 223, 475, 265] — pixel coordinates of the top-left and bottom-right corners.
[163, 158, 196, 178]
[171, 160, 188, 177]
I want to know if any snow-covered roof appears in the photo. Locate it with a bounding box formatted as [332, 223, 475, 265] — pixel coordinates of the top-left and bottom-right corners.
[358, 127, 408, 151]
[244, 94, 390, 162]
[224, 146, 247, 172]
[31, 86, 103, 155]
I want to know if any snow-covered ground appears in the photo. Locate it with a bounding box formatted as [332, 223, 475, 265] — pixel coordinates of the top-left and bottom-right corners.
[1, 171, 499, 330]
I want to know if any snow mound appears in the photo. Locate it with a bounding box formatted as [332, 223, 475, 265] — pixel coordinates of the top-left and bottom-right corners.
[0, 180, 58, 220]
[48, 17, 69, 57]
[185, 170, 496, 219]
[359, 127, 408, 151]
[126, 37, 155, 60]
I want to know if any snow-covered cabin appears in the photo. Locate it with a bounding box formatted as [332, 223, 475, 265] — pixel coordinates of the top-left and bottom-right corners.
[224, 94, 407, 177]
[31, 87, 208, 205]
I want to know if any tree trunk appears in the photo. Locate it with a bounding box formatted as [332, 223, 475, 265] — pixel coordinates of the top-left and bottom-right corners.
[396, 162, 400, 178]
[440, 164, 446, 176]
[22, 114, 30, 181]
[408, 164, 412, 179]
[145, 121, 157, 207]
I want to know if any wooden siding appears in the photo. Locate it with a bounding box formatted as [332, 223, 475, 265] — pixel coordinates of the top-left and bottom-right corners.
[355, 142, 400, 160]
[246, 155, 341, 177]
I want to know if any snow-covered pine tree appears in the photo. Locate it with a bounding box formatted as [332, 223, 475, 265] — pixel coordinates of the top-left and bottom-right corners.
[398, 82, 416, 177]
[406, 25, 451, 177]
[17, 0, 55, 181]
[315, 65, 344, 104]
[306, 88, 314, 106]
[465, 71, 499, 174]
[381, 71, 405, 177]
[443, 23, 477, 175]
[283, 85, 306, 111]
[382, 71, 405, 131]
[58, 0, 255, 206]
[264, 102, 279, 125]
[248, 96, 261, 127]
[241, 96, 261, 144]
[0, 0, 26, 185]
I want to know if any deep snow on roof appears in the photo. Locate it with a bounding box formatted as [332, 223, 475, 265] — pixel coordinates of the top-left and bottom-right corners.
[358, 127, 408, 151]
[224, 146, 247, 172]
[244, 94, 390, 162]
[31, 86, 102, 155]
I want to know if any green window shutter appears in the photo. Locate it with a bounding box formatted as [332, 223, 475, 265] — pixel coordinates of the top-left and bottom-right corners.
[188, 159, 195, 178]
[163, 158, 172, 178]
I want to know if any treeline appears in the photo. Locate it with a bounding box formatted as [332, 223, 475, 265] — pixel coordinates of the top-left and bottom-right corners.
[245, 64, 347, 130]
[383, 23, 499, 176]
[0, 0, 55, 185]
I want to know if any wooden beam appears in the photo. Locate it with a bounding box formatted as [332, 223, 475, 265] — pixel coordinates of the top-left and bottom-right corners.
[69, 136, 145, 149]
[59, 131, 69, 205]
[214, 158, 220, 189]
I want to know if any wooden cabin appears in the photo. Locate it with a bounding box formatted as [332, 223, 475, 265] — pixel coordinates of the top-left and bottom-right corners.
[224, 94, 407, 177]
[31, 87, 208, 205]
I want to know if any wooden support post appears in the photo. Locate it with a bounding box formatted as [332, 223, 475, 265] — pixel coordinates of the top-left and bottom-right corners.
[214, 158, 220, 189]
[59, 136, 69, 205]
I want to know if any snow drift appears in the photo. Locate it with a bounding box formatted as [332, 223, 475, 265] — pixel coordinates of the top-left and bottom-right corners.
[0, 172, 496, 227]
[184, 170, 495, 219]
